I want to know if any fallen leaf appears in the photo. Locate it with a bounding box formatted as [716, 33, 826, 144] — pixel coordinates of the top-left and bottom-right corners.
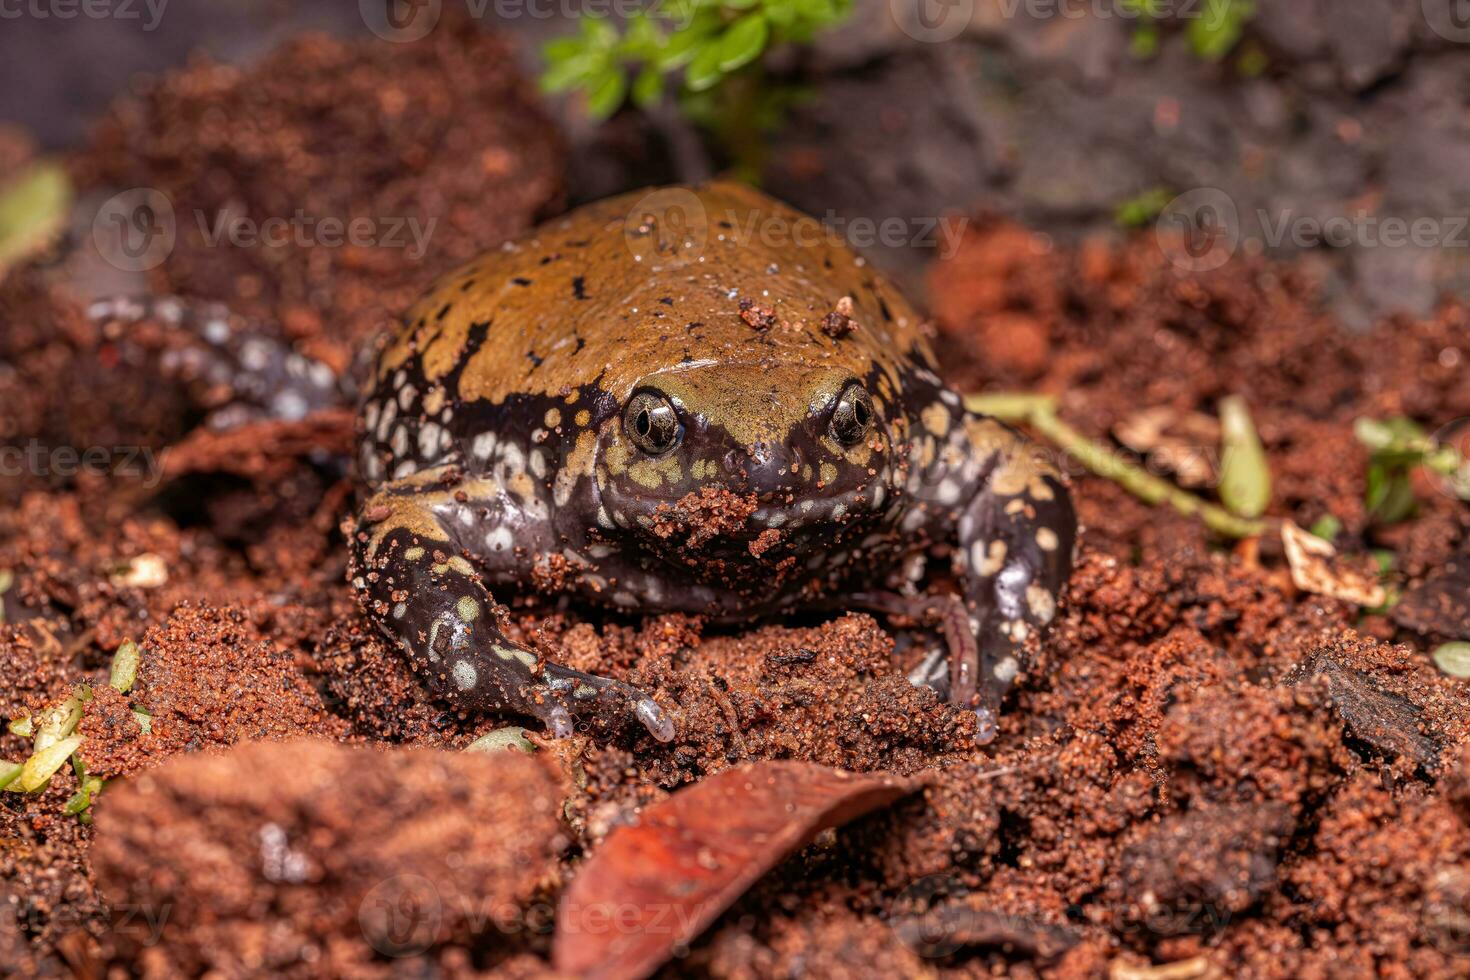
[553, 761, 925, 980]
[1113, 406, 1219, 489]
[1433, 642, 1470, 679]
[1287, 651, 1439, 769]
[1281, 520, 1385, 607]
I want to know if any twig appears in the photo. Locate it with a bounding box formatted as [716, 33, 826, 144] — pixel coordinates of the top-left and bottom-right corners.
[964, 393, 1269, 539]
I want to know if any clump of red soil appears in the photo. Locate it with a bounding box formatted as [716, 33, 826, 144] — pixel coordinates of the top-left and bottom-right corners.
[68, 11, 563, 367]
[651, 486, 760, 549]
[78, 604, 350, 779]
[91, 740, 566, 977]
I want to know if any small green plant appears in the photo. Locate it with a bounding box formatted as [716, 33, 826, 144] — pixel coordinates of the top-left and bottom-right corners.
[1217, 395, 1271, 519]
[1119, 0, 1255, 64]
[1115, 186, 1174, 228]
[1354, 416, 1470, 525]
[1189, 0, 1255, 61]
[541, 1, 854, 177]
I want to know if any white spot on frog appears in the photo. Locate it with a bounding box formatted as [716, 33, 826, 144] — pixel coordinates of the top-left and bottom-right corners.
[452, 660, 477, 691]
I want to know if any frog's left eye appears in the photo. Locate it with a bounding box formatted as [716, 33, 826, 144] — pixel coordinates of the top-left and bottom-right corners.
[830, 384, 875, 446]
[624, 390, 682, 455]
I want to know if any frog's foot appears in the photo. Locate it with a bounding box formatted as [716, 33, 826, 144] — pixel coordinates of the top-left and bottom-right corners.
[536, 663, 676, 743]
[845, 590, 998, 744]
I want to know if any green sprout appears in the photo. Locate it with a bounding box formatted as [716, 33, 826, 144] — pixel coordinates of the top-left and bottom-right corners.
[109, 639, 141, 694]
[1119, 0, 1255, 64]
[541, 1, 854, 178]
[1217, 395, 1271, 519]
[1354, 417, 1470, 525]
[1115, 186, 1175, 228]
[0, 163, 71, 278]
[1189, 0, 1255, 61]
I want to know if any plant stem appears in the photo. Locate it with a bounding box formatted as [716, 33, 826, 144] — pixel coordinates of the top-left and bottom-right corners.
[964, 393, 1269, 539]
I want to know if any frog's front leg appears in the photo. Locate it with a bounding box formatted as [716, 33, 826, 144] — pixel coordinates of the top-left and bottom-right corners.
[907, 395, 1077, 737]
[349, 470, 675, 742]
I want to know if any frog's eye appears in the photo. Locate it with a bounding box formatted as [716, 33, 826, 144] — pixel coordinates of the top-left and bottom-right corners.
[624, 390, 682, 455]
[830, 383, 874, 447]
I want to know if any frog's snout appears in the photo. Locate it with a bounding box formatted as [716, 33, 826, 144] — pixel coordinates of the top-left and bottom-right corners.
[721, 442, 799, 500]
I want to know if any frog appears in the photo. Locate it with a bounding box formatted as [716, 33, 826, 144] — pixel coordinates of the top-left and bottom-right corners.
[347, 181, 1077, 745]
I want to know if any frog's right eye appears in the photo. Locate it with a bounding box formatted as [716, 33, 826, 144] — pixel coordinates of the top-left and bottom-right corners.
[624, 390, 682, 455]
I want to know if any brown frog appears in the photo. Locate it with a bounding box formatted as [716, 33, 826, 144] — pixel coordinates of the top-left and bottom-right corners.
[348, 182, 1077, 743]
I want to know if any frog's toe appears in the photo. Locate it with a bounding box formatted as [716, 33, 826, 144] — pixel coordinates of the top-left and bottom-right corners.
[542, 663, 676, 742]
[543, 704, 575, 739]
[633, 696, 676, 743]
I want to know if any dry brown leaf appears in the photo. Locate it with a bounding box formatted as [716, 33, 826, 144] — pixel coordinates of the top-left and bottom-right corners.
[1281, 520, 1385, 607]
[553, 761, 925, 980]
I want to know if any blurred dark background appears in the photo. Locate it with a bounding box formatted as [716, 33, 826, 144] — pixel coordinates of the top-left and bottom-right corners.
[4, 0, 1470, 323]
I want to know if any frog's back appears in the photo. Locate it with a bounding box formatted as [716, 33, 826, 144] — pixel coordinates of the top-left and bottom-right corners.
[359, 182, 936, 484]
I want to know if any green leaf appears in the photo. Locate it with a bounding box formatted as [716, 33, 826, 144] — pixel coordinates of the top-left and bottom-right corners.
[1434, 642, 1470, 679]
[18, 735, 83, 793]
[1189, 0, 1254, 61]
[1308, 514, 1341, 543]
[685, 44, 726, 92]
[718, 14, 770, 73]
[8, 714, 32, 738]
[109, 639, 141, 694]
[63, 776, 104, 817]
[132, 708, 153, 736]
[541, 35, 586, 65]
[1130, 24, 1160, 59]
[585, 68, 629, 120]
[1115, 186, 1173, 227]
[466, 726, 537, 755]
[541, 53, 596, 94]
[0, 162, 72, 276]
[33, 694, 84, 753]
[632, 65, 665, 108]
[0, 762, 21, 792]
[1217, 395, 1271, 519]
[656, 24, 709, 70]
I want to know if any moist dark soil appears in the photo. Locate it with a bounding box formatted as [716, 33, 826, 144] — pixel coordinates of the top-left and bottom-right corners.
[3, 21, 1470, 980]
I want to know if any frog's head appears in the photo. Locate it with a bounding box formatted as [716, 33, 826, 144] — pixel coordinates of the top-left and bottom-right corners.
[594, 359, 901, 558]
